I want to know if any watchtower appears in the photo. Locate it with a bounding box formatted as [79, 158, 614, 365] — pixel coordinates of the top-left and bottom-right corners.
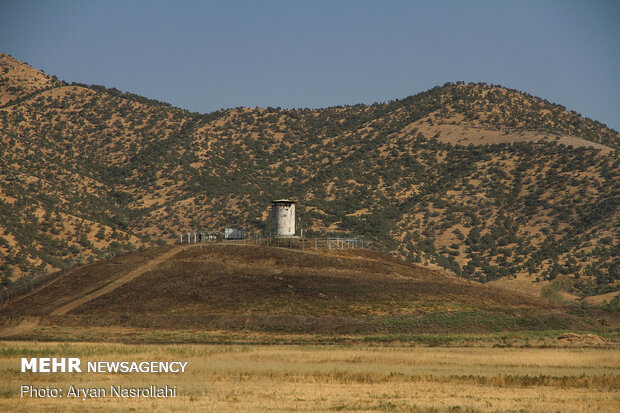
[271, 199, 296, 237]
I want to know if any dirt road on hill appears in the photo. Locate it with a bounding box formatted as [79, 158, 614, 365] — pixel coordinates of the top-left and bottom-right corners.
[50, 246, 185, 316]
[0, 245, 186, 337]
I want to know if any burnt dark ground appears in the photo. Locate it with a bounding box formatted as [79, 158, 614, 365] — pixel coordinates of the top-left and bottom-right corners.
[1, 244, 616, 334]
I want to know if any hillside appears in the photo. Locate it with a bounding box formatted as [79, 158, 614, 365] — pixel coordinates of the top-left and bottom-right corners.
[2, 244, 615, 336]
[0, 53, 618, 298]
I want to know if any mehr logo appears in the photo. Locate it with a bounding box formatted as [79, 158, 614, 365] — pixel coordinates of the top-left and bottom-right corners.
[21, 358, 82, 373]
[21, 357, 189, 373]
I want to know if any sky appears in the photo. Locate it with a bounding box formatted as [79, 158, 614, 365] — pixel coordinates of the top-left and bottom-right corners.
[1, 0, 619, 131]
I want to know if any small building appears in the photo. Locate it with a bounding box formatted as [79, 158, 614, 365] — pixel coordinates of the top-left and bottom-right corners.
[223, 228, 244, 240]
[271, 199, 296, 237]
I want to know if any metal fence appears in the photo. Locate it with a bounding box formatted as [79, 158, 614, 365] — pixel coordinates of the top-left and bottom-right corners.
[320, 238, 366, 249]
[235, 237, 367, 250]
[0, 270, 61, 305]
[0, 249, 135, 306]
[179, 233, 367, 251]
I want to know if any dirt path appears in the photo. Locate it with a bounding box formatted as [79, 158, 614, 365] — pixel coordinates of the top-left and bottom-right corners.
[50, 246, 185, 316]
[1, 245, 186, 338]
[0, 316, 41, 338]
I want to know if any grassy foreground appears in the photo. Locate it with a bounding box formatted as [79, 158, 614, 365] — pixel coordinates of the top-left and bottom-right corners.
[4, 325, 620, 346]
[1, 340, 618, 412]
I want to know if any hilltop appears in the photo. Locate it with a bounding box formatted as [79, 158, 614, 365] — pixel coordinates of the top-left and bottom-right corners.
[2, 244, 615, 339]
[0, 53, 618, 299]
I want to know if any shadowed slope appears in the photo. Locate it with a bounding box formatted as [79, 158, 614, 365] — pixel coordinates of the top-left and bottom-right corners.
[2, 245, 614, 335]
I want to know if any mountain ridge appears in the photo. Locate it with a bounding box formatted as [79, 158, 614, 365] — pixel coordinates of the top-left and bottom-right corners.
[0, 54, 618, 300]
[2, 53, 618, 147]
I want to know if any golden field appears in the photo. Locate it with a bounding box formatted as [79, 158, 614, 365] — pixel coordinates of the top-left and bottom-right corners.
[0, 341, 618, 412]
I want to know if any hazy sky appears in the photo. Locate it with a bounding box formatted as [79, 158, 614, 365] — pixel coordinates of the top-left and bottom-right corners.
[1, 0, 619, 131]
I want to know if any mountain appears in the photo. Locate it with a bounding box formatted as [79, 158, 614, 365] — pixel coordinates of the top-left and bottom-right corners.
[0, 53, 618, 298]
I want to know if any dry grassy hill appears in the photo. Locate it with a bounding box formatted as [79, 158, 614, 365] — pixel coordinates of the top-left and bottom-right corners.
[0, 54, 57, 106]
[2, 244, 614, 337]
[0, 53, 618, 300]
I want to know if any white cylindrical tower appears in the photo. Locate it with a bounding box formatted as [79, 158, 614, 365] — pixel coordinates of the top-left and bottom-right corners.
[272, 199, 296, 237]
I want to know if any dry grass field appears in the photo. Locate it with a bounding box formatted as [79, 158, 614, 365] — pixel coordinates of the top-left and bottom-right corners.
[1, 341, 618, 412]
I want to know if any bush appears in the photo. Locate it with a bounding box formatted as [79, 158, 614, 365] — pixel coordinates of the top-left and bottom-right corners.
[602, 294, 620, 312]
[540, 283, 563, 303]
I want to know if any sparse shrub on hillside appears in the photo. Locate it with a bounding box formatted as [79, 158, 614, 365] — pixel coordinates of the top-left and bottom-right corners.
[0, 59, 618, 294]
[540, 283, 564, 303]
[602, 294, 620, 311]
